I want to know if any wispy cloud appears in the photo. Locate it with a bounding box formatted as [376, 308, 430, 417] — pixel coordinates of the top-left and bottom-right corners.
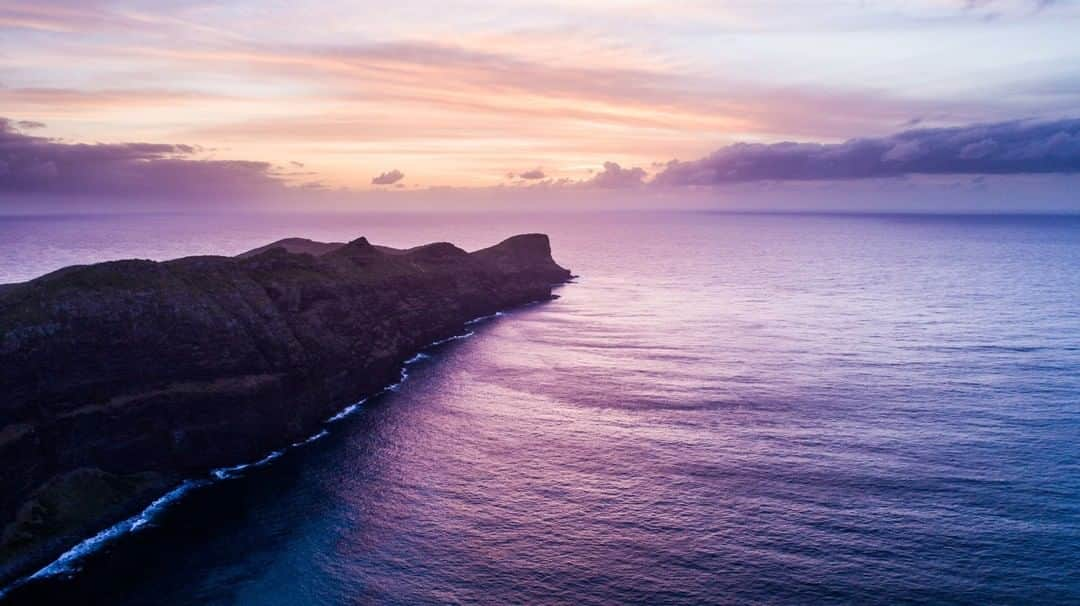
[0, 87, 241, 111]
[3, 0, 1079, 191]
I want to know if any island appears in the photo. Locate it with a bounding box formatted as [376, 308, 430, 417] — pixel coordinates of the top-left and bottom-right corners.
[0, 233, 572, 586]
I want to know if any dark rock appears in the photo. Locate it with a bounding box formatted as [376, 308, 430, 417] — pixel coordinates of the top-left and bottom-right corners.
[0, 233, 571, 585]
[233, 237, 346, 258]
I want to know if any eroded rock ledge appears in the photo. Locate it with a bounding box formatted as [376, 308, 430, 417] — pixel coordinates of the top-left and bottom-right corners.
[0, 233, 571, 585]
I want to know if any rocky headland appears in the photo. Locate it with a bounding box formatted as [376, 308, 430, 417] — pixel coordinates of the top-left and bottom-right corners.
[0, 233, 571, 586]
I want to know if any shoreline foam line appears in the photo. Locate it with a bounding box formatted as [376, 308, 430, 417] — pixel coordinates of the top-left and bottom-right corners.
[292, 429, 330, 447]
[465, 311, 504, 325]
[0, 479, 209, 600]
[428, 330, 475, 347]
[0, 308, 510, 597]
[326, 399, 365, 423]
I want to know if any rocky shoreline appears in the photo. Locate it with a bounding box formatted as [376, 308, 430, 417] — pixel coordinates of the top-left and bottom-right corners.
[0, 233, 571, 587]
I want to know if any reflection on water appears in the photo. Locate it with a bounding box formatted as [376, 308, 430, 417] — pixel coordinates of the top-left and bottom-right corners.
[2, 212, 1079, 605]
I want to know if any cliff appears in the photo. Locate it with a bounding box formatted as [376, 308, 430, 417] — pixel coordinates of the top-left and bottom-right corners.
[0, 233, 571, 585]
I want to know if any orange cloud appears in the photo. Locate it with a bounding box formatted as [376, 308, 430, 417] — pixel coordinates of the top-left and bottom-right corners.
[2, 3, 1044, 189]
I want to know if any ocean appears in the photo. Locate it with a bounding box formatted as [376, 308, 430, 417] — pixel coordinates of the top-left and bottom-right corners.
[1, 211, 1078, 605]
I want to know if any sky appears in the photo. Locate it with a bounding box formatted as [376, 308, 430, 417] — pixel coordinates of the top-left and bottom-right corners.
[1, 0, 1079, 211]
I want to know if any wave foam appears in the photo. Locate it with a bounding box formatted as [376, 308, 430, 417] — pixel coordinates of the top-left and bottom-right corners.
[292, 429, 329, 447]
[0, 479, 209, 597]
[326, 398, 366, 423]
[1, 310, 501, 597]
[428, 330, 475, 347]
[464, 311, 504, 325]
[210, 449, 284, 480]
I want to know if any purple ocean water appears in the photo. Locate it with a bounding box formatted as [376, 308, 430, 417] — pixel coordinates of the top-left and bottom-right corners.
[1, 211, 1078, 605]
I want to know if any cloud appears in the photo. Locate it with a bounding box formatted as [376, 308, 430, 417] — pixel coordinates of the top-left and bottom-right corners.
[7, 0, 1080, 195]
[955, 0, 1061, 15]
[0, 118, 286, 196]
[0, 2, 116, 33]
[587, 161, 647, 188]
[136, 37, 1000, 150]
[371, 169, 404, 185]
[652, 118, 1080, 186]
[505, 161, 648, 189]
[516, 168, 546, 180]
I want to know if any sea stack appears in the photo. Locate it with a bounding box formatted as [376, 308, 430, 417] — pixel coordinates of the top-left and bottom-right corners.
[0, 233, 571, 585]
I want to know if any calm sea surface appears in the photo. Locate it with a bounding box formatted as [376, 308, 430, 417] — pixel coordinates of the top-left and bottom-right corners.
[1, 211, 1078, 605]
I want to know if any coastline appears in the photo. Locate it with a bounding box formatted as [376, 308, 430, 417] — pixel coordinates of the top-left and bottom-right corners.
[0, 296, 557, 599]
[0, 233, 572, 593]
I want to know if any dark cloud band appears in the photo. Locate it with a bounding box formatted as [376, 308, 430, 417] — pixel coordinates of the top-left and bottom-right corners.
[653, 118, 1080, 185]
[0, 118, 283, 196]
[371, 169, 405, 185]
[517, 168, 546, 180]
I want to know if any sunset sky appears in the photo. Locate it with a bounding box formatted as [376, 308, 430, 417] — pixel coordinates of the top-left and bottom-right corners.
[2, 0, 1079, 209]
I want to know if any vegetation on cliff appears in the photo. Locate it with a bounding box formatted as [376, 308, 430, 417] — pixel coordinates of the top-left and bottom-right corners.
[0, 233, 571, 585]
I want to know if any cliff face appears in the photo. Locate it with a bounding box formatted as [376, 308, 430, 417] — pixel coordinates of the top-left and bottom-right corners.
[0, 233, 571, 584]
